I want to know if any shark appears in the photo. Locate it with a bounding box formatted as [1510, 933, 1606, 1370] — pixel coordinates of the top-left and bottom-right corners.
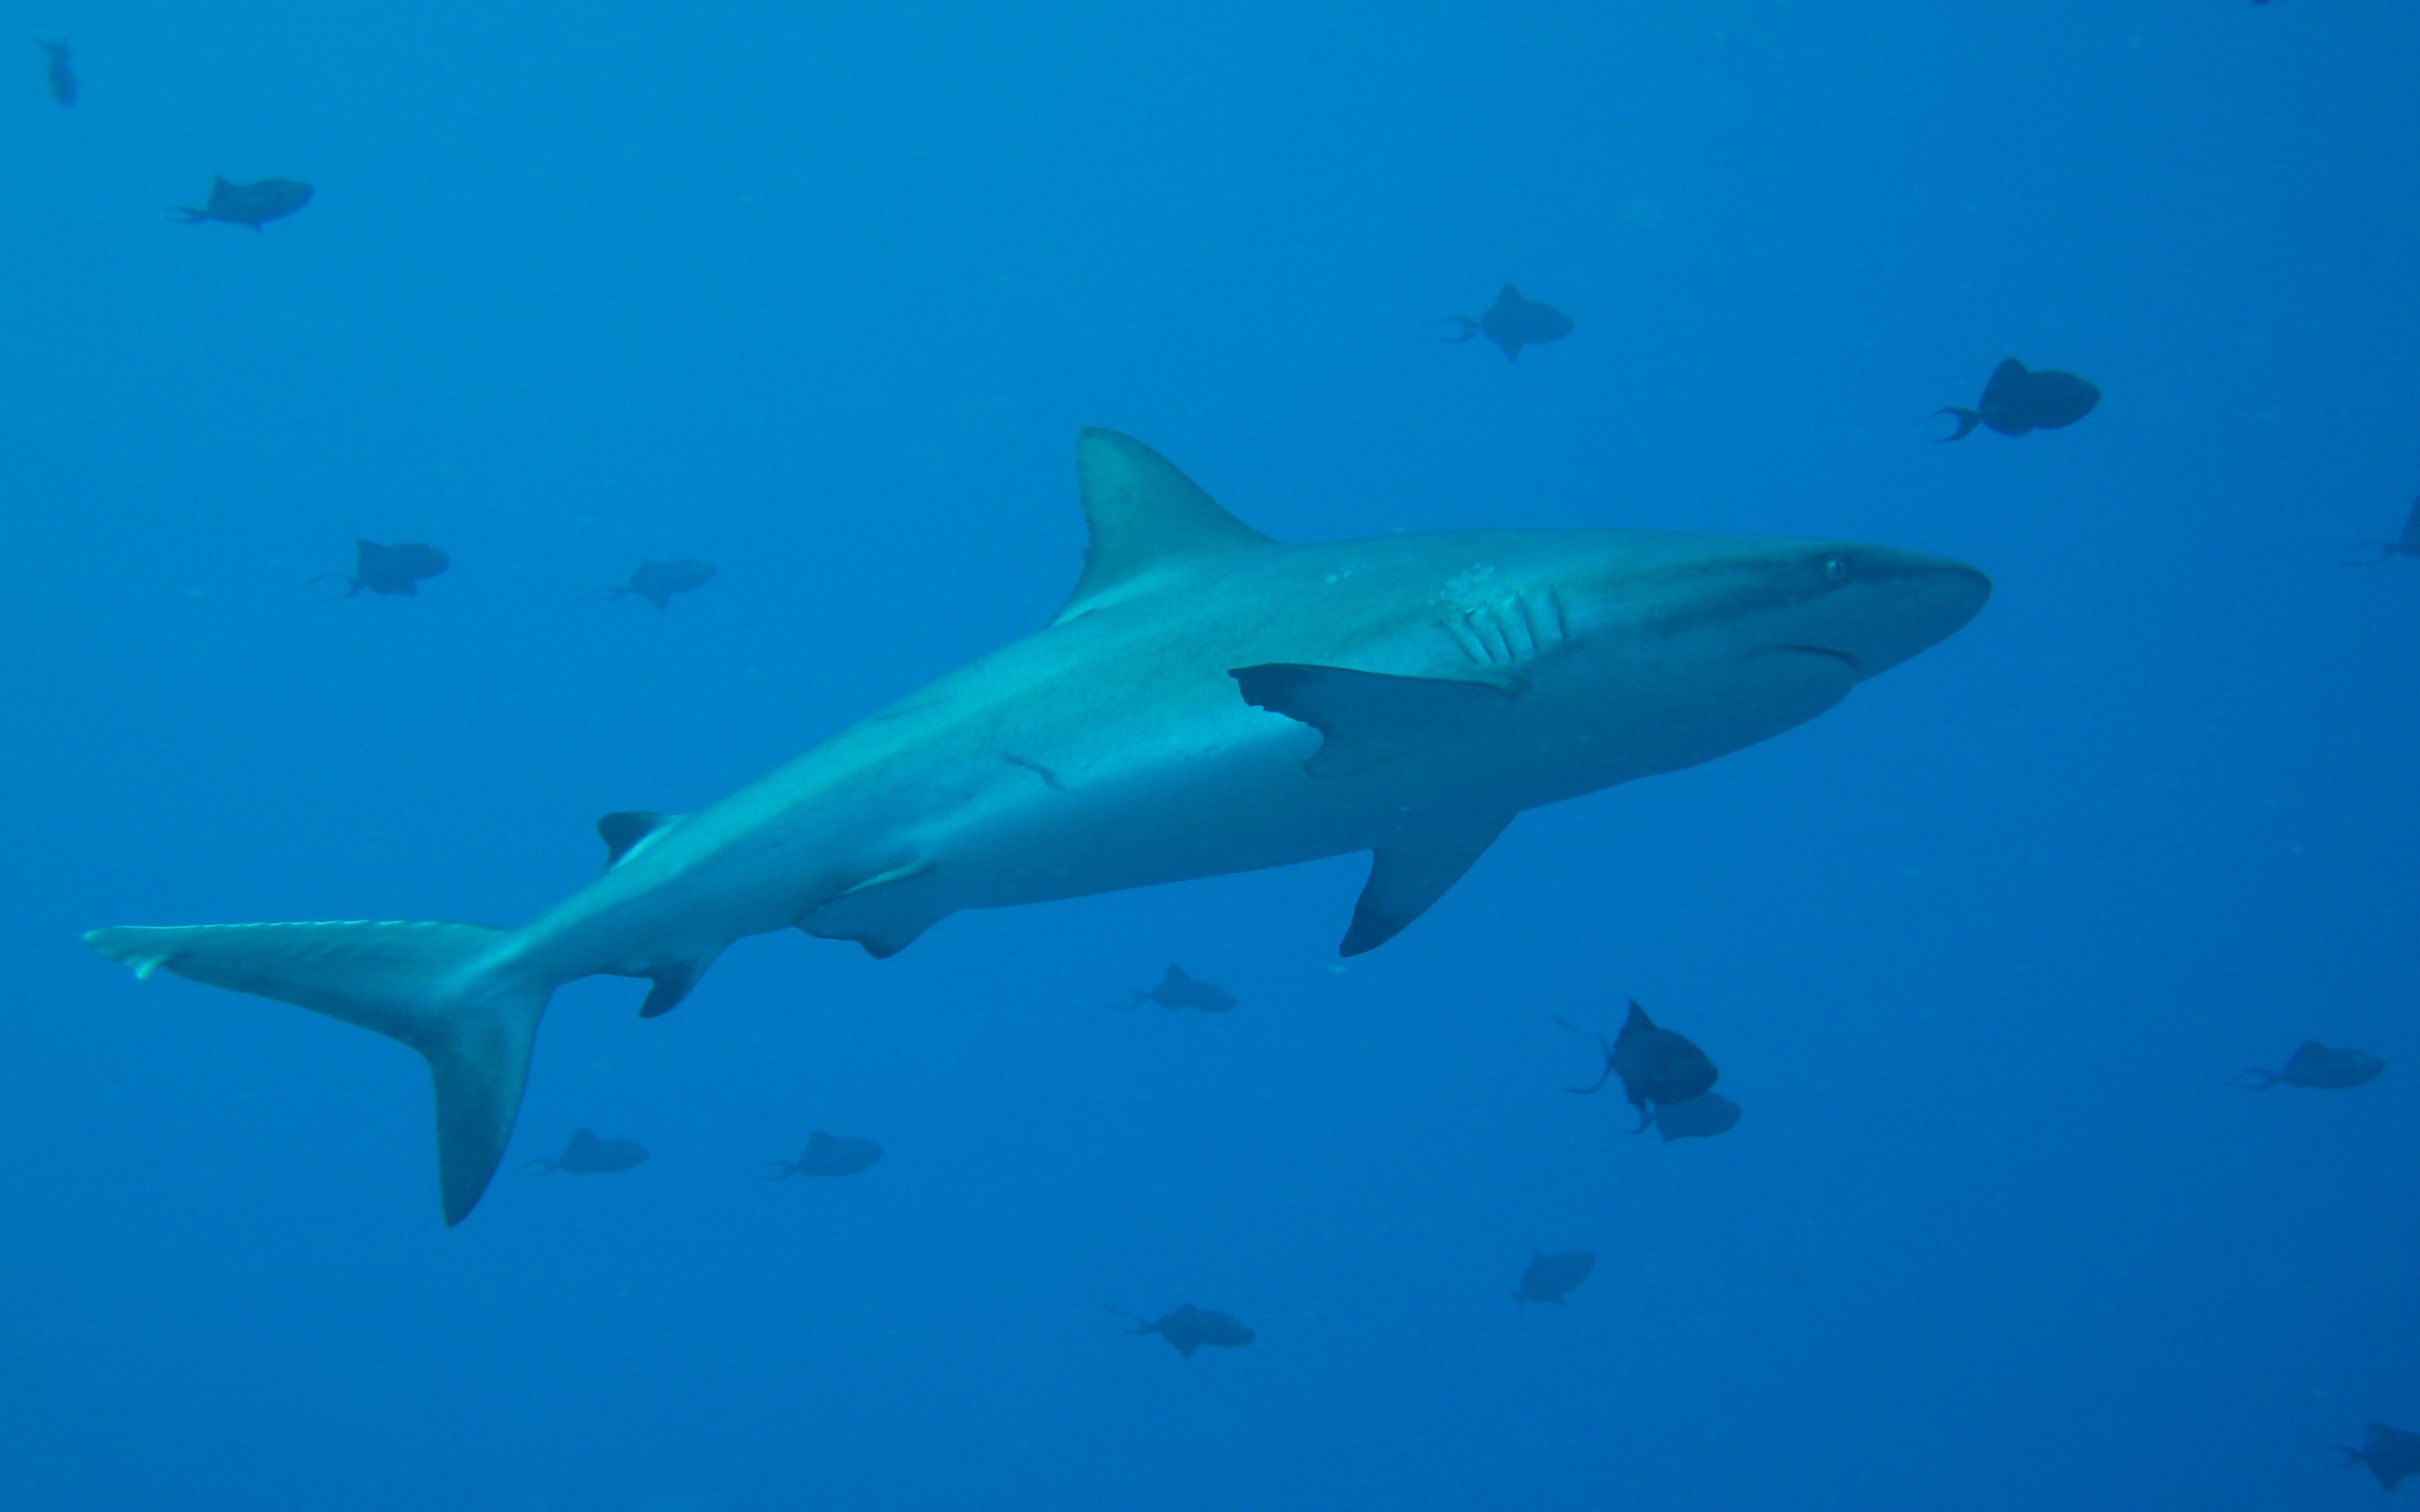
[84, 429, 1989, 1225]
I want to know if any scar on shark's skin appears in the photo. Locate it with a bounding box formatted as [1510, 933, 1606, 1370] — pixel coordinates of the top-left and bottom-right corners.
[83, 428, 1988, 1225]
[1004, 754, 1066, 791]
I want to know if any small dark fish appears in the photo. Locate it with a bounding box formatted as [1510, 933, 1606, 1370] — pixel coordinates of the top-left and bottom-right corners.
[1647, 1091, 1742, 1141]
[174, 175, 313, 229]
[1934, 357, 2100, 440]
[1442, 284, 1573, 361]
[527, 1127, 649, 1174]
[2348, 498, 2420, 565]
[2238, 1041, 2385, 1090]
[1560, 1003, 1720, 1132]
[1105, 1303, 1255, 1358]
[607, 558, 717, 610]
[2337, 1423, 2420, 1491]
[37, 39, 73, 105]
[329, 539, 449, 598]
[763, 1130, 884, 1179]
[1120, 964, 1236, 1014]
[1513, 1249, 1595, 1306]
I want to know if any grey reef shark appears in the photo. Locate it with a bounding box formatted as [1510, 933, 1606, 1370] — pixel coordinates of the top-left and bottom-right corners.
[86, 429, 1989, 1225]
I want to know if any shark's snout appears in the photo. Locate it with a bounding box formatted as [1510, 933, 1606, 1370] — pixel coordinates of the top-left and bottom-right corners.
[1782, 548, 1989, 682]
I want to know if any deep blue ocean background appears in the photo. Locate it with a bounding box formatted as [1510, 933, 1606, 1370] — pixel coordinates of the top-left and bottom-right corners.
[5, 2, 2416, 1507]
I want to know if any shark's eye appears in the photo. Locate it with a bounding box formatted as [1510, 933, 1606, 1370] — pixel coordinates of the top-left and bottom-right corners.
[1820, 554, 1852, 582]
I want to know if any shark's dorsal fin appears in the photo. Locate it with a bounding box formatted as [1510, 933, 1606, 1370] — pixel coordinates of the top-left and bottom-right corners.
[598, 810, 679, 869]
[1055, 429, 1273, 626]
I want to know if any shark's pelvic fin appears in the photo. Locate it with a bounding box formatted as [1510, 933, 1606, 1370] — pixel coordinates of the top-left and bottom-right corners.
[796, 858, 944, 959]
[1343, 815, 1512, 954]
[597, 810, 680, 869]
[1054, 429, 1274, 626]
[83, 920, 547, 1225]
[1231, 663, 1515, 778]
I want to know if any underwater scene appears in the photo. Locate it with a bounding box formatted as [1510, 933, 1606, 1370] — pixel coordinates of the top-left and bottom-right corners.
[5, 1, 2417, 1507]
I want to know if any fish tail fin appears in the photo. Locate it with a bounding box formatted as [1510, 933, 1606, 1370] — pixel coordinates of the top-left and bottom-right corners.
[524, 1158, 560, 1174]
[170, 207, 209, 224]
[2234, 1070, 2281, 1089]
[760, 1161, 796, 1180]
[2332, 1446, 2365, 1467]
[2345, 542, 2394, 565]
[1103, 1306, 1153, 1336]
[85, 919, 554, 1226]
[1118, 990, 1147, 1009]
[1931, 406, 1983, 442]
[1438, 317, 1481, 343]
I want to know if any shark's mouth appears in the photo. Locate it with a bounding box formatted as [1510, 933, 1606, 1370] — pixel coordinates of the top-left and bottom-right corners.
[1773, 645, 1864, 678]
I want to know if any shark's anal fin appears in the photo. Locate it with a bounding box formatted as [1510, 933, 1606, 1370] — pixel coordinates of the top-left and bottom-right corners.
[638, 949, 721, 1018]
[1054, 430, 1274, 626]
[597, 810, 680, 870]
[1342, 815, 1513, 955]
[1231, 663, 1514, 778]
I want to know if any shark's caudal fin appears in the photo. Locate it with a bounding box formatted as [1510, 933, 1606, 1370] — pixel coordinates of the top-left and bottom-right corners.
[84, 919, 550, 1225]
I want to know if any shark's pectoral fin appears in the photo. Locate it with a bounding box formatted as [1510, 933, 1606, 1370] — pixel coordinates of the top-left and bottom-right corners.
[598, 810, 682, 869]
[1341, 814, 1512, 955]
[1231, 663, 1514, 778]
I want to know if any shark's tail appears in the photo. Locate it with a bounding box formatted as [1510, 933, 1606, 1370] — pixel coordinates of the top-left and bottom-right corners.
[2234, 1069, 2281, 1089]
[84, 919, 552, 1225]
[169, 207, 210, 224]
[1439, 317, 1482, 343]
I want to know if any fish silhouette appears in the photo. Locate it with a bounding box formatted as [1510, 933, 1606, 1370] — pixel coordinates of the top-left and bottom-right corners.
[37, 39, 73, 105]
[2238, 1041, 2385, 1090]
[2337, 1423, 2420, 1491]
[1513, 1249, 1595, 1306]
[1647, 1091, 1742, 1141]
[526, 1127, 648, 1174]
[326, 540, 448, 598]
[1560, 1003, 1720, 1131]
[2347, 497, 2420, 565]
[1934, 357, 2100, 440]
[1442, 284, 1573, 361]
[1105, 1304, 1255, 1358]
[763, 1131, 883, 1178]
[1120, 964, 1236, 1013]
[174, 175, 313, 229]
[607, 559, 717, 610]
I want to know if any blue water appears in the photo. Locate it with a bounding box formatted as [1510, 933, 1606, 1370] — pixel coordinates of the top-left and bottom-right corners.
[7, 2, 2416, 1507]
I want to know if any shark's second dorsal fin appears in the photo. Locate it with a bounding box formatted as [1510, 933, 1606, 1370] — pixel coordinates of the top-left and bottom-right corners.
[1054, 429, 1273, 626]
[598, 810, 679, 869]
